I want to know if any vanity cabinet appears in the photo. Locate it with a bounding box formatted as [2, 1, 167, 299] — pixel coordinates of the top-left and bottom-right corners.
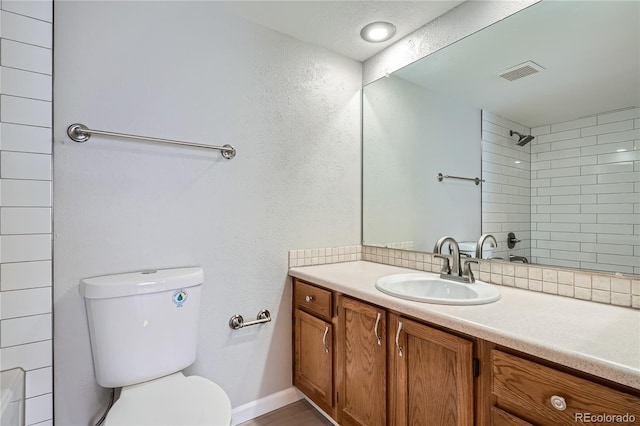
[293, 280, 335, 416]
[292, 276, 640, 426]
[490, 350, 640, 426]
[390, 315, 474, 426]
[337, 296, 387, 426]
[293, 278, 475, 425]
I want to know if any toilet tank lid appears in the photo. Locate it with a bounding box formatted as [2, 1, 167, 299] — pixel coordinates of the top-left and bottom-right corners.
[80, 267, 204, 299]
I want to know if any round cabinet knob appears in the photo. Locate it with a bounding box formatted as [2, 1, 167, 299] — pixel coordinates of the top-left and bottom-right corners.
[550, 395, 567, 411]
[305, 295, 314, 303]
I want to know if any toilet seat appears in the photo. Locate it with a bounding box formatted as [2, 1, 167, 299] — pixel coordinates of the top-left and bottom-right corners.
[104, 373, 232, 426]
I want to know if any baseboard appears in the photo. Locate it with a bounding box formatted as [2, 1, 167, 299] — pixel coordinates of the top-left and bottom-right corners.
[231, 387, 303, 425]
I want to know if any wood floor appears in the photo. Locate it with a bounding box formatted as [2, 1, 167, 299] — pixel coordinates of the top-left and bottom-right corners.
[239, 400, 334, 426]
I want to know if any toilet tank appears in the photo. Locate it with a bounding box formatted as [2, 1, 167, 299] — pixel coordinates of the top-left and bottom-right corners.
[80, 267, 204, 388]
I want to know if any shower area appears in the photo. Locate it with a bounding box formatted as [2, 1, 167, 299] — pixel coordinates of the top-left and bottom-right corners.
[482, 107, 640, 275]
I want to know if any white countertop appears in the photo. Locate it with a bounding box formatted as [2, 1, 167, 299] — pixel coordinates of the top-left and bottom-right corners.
[289, 261, 640, 390]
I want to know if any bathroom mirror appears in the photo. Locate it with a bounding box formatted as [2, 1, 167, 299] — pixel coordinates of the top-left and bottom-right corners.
[362, 0, 640, 275]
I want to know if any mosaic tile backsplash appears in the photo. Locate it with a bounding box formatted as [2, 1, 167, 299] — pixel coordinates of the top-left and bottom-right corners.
[289, 245, 639, 310]
[288, 245, 362, 267]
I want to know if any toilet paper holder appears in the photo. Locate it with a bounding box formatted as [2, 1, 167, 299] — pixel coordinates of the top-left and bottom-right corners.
[229, 310, 271, 330]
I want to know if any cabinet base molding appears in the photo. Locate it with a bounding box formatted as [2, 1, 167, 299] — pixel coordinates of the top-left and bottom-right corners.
[231, 387, 304, 425]
[302, 394, 341, 426]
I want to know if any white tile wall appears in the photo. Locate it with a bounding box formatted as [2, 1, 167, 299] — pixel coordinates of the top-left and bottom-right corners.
[0, 4, 53, 425]
[0, 287, 51, 319]
[1, 39, 53, 75]
[1, 208, 52, 234]
[1, 152, 52, 180]
[24, 393, 53, 426]
[0, 234, 52, 263]
[360, 246, 639, 310]
[0, 11, 52, 48]
[530, 108, 640, 275]
[288, 245, 362, 267]
[0, 314, 51, 347]
[25, 367, 53, 398]
[0, 123, 52, 153]
[0, 95, 52, 127]
[1, 1, 53, 23]
[0, 67, 52, 101]
[288, 244, 638, 310]
[0, 340, 51, 371]
[0, 179, 52, 207]
[0, 261, 52, 291]
[481, 111, 531, 260]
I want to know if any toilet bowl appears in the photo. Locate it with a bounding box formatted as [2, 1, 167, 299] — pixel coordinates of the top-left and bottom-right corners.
[104, 373, 231, 426]
[80, 267, 232, 426]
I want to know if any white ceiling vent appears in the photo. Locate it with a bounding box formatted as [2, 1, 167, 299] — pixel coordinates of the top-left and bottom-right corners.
[499, 61, 545, 82]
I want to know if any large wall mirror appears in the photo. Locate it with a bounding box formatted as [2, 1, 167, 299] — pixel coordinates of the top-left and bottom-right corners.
[363, 0, 640, 275]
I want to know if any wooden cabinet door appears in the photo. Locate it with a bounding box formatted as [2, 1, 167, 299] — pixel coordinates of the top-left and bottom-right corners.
[294, 308, 333, 413]
[393, 317, 474, 426]
[337, 296, 387, 426]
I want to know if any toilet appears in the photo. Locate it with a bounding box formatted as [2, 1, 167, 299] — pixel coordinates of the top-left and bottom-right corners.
[80, 267, 232, 425]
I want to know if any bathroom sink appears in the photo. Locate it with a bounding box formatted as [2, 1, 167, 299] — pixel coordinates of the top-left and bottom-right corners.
[375, 273, 500, 305]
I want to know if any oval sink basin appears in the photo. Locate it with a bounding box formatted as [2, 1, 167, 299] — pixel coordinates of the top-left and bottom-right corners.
[375, 273, 500, 305]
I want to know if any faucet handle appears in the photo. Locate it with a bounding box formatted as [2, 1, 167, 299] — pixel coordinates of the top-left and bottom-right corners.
[434, 254, 451, 274]
[462, 259, 478, 283]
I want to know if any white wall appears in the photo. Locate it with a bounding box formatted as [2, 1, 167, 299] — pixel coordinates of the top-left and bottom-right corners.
[0, 2, 54, 425]
[363, 76, 481, 251]
[53, 2, 361, 425]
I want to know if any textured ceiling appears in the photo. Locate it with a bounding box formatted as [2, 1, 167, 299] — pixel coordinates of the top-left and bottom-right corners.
[220, 1, 464, 62]
[395, 0, 640, 128]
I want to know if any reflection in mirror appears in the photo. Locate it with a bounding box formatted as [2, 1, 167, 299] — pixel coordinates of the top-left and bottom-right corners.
[362, 0, 640, 275]
[362, 76, 481, 252]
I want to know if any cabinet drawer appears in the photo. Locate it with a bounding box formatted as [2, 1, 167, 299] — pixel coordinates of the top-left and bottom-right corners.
[294, 280, 332, 320]
[492, 350, 640, 425]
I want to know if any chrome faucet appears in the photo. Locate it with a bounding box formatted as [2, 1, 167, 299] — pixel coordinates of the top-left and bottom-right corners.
[476, 234, 497, 259]
[433, 236, 476, 284]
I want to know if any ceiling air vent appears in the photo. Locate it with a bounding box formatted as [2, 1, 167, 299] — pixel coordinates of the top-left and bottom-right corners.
[499, 61, 545, 82]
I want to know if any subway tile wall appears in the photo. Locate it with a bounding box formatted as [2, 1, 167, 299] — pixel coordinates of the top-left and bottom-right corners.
[530, 108, 640, 275]
[0, 2, 53, 425]
[481, 111, 531, 260]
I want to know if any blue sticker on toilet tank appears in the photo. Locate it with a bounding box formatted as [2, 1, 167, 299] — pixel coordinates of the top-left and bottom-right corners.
[172, 289, 188, 307]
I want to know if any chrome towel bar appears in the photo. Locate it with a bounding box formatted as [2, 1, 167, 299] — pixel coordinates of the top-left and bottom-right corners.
[229, 310, 271, 330]
[67, 123, 236, 159]
[437, 172, 485, 186]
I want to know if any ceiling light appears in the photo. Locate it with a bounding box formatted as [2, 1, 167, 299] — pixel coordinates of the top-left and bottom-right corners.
[360, 22, 396, 43]
[514, 161, 521, 164]
[616, 148, 627, 152]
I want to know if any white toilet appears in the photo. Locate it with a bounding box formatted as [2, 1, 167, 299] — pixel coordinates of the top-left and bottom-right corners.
[80, 267, 232, 425]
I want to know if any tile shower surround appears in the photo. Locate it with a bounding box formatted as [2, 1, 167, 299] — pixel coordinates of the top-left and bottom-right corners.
[529, 107, 640, 275]
[289, 246, 639, 310]
[0, 3, 54, 426]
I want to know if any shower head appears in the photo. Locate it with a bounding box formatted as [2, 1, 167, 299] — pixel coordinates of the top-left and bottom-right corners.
[510, 130, 534, 146]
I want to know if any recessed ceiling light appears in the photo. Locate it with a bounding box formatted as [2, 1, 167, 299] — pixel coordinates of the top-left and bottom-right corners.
[360, 22, 396, 43]
[616, 148, 627, 152]
[514, 161, 522, 164]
